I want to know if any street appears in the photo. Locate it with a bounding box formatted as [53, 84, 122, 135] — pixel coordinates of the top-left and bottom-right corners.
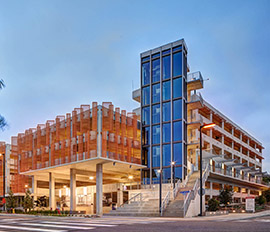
[0, 214, 269, 232]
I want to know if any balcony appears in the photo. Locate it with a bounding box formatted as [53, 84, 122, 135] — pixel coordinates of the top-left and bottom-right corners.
[187, 71, 204, 91]
[132, 88, 141, 103]
[188, 93, 203, 110]
[187, 114, 203, 129]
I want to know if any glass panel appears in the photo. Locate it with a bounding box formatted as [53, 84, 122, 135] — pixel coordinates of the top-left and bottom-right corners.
[173, 121, 182, 141]
[152, 104, 160, 124]
[173, 78, 182, 98]
[175, 166, 182, 180]
[162, 81, 170, 101]
[142, 107, 150, 125]
[162, 144, 171, 167]
[142, 147, 150, 167]
[172, 45, 182, 52]
[152, 83, 160, 103]
[152, 146, 160, 168]
[142, 56, 150, 62]
[163, 123, 171, 143]
[173, 143, 182, 165]
[142, 86, 150, 106]
[162, 49, 170, 55]
[152, 53, 160, 59]
[152, 59, 160, 83]
[162, 55, 171, 80]
[162, 168, 171, 183]
[152, 125, 160, 144]
[142, 62, 150, 85]
[142, 127, 150, 145]
[162, 102, 171, 122]
[173, 99, 182, 120]
[173, 52, 182, 77]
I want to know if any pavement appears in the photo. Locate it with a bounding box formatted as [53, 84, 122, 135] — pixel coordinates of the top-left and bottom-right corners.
[0, 211, 269, 231]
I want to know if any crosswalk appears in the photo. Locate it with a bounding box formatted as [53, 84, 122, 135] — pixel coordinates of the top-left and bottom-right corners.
[0, 217, 175, 231]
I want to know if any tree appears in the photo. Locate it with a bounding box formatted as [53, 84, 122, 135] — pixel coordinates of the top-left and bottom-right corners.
[263, 189, 270, 202]
[208, 198, 220, 211]
[23, 189, 34, 212]
[0, 79, 7, 131]
[6, 189, 17, 209]
[256, 195, 266, 205]
[218, 187, 233, 206]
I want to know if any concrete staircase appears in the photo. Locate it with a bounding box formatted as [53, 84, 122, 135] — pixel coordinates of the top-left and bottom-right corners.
[162, 171, 200, 217]
[107, 199, 160, 217]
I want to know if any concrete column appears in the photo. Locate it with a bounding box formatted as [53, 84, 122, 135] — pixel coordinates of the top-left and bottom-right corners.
[49, 172, 55, 210]
[247, 189, 251, 196]
[117, 183, 123, 207]
[96, 163, 103, 216]
[222, 120, 224, 130]
[32, 176, 38, 201]
[210, 182, 213, 198]
[70, 169, 76, 212]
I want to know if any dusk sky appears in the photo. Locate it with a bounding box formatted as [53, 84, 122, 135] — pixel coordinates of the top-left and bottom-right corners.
[0, 0, 270, 171]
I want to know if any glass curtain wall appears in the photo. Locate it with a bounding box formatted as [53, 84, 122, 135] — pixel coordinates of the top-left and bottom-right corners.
[141, 41, 188, 184]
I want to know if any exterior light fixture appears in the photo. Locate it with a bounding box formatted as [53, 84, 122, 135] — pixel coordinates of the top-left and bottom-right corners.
[63, 185, 67, 188]
[89, 176, 94, 180]
[199, 123, 216, 217]
[113, 162, 116, 166]
[128, 175, 133, 180]
[25, 184, 28, 188]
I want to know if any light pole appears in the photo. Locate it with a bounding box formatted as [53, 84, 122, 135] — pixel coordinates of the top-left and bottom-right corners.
[0, 153, 5, 211]
[171, 161, 176, 189]
[158, 169, 163, 215]
[199, 123, 215, 216]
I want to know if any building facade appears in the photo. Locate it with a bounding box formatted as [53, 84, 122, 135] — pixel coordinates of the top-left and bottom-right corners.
[0, 38, 269, 217]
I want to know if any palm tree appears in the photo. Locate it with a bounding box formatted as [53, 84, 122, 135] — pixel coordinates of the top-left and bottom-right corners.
[0, 79, 7, 130]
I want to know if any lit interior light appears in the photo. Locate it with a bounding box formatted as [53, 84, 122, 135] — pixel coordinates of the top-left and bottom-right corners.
[89, 176, 94, 180]
[128, 175, 133, 180]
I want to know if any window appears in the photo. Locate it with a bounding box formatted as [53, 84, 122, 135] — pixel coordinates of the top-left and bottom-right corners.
[142, 147, 150, 167]
[162, 144, 171, 167]
[142, 86, 150, 106]
[162, 81, 170, 101]
[172, 46, 182, 52]
[152, 146, 160, 168]
[173, 78, 182, 98]
[142, 56, 150, 62]
[152, 59, 160, 83]
[142, 127, 150, 145]
[162, 55, 171, 80]
[162, 102, 170, 122]
[162, 168, 171, 183]
[162, 49, 170, 55]
[175, 166, 182, 180]
[173, 121, 182, 141]
[173, 143, 182, 164]
[163, 123, 171, 143]
[173, 52, 182, 77]
[152, 104, 160, 124]
[152, 83, 160, 103]
[173, 99, 182, 120]
[152, 53, 160, 59]
[142, 62, 150, 85]
[142, 107, 150, 125]
[152, 125, 160, 144]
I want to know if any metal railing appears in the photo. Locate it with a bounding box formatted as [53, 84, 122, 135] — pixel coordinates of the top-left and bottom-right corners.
[187, 71, 203, 84]
[119, 193, 142, 208]
[161, 191, 170, 216]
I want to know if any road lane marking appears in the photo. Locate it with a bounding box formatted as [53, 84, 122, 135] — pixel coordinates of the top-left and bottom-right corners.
[0, 224, 65, 232]
[21, 223, 94, 230]
[41, 221, 116, 227]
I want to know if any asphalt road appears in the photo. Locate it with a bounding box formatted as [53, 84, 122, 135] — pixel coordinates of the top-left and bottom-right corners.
[0, 215, 269, 232]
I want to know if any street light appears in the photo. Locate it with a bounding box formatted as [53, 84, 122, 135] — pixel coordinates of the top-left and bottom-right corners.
[0, 153, 5, 211]
[199, 123, 216, 216]
[171, 161, 176, 189]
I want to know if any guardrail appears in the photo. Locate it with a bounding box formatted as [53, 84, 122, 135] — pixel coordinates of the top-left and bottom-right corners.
[119, 193, 142, 208]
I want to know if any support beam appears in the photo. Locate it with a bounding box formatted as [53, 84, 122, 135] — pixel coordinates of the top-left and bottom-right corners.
[32, 176, 38, 201]
[49, 172, 55, 210]
[96, 163, 103, 216]
[70, 169, 76, 212]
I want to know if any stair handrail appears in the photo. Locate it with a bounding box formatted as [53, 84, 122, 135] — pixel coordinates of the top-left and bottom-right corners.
[161, 190, 170, 216]
[183, 162, 210, 216]
[172, 178, 182, 199]
[119, 192, 142, 208]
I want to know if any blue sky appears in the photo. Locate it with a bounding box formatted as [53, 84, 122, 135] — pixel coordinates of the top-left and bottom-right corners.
[0, 0, 270, 171]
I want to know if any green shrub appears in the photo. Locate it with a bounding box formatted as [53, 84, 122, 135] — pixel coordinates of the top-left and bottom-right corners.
[208, 198, 220, 211]
[256, 195, 266, 205]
